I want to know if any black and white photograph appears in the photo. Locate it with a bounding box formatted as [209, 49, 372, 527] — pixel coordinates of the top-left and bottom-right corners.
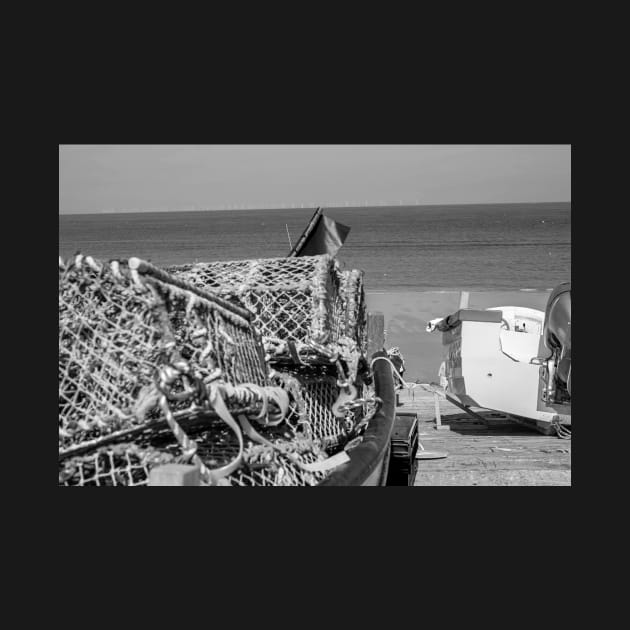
[58, 144, 571, 487]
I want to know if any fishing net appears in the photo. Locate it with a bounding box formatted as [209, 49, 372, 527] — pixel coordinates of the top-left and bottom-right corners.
[282, 374, 353, 446]
[59, 254, 373, 486]
[58, 370, 380, 487]
[59, 416, 331, 487]
[167, 255, 367, 369]
[59, 254, 269, 452]
[59, 442, 177, 487]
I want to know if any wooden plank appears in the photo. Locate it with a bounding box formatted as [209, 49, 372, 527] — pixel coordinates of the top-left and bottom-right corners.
[415, 443, 571, 455]
[413, 439, 571, 452]
[414, 455, 571, 471]
[415, 442, 570, 453]
[394, 385, 571, 485]
[414, 469, 571, 486]
[413, 436, 570, 452]
[414, 433, 568, 444]
[414, 432, 567, 442]
[367, 311, 385, 357]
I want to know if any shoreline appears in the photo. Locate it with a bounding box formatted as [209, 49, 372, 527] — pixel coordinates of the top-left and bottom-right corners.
[366, 288, 555, 294]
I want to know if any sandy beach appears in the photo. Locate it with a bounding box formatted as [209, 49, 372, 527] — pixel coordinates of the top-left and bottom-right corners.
[366, 290, 553, 383]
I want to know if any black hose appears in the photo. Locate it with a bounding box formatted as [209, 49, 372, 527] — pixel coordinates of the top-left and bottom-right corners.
[318, 350, 396, 486]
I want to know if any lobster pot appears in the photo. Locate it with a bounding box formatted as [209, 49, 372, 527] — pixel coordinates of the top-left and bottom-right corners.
[168, 255, 361, 364]
[59, 414, 329, 487]
[59, 255, 270, 456]
[278, 372, 367, 450]
[59, 438, 185, 487]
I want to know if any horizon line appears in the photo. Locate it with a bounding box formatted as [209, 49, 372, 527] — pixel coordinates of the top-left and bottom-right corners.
[59, 200, 572, 217]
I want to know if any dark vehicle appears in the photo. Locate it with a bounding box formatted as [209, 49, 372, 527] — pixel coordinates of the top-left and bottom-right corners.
[540, 282, 571, 405]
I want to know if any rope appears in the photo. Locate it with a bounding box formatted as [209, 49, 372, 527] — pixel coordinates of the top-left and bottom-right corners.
[552, 418, 572, 440]
[237, 413, 346, 475]
[369, 356, 421, 391]
[158, 394, 216, 482]
[158, 366, 306, 485]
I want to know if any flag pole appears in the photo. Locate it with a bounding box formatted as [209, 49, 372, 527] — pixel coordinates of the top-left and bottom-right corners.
[288, 206, 322, 257]
[285, 224, 293, 250]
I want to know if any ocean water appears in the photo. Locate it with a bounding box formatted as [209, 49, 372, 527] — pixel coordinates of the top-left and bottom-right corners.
[59, 202, 570, 292]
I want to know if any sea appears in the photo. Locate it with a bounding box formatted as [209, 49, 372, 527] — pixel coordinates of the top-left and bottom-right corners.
[59, 202, 570, 292]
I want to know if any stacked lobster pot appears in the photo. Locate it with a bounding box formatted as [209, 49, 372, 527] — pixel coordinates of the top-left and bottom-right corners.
[58, 254, 334, 486]
[169, 255, 373, 452]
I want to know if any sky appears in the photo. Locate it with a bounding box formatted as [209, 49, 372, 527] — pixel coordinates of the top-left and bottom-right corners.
[59, 145, 571, 214]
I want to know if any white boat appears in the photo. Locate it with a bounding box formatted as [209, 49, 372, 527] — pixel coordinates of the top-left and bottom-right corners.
[428, 284, 571, 434]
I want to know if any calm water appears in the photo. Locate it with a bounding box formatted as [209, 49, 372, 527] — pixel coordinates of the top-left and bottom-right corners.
[59, 203, 571, 291]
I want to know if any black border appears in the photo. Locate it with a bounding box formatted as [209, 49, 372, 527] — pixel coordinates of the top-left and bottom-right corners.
[51, 83, 577, 569]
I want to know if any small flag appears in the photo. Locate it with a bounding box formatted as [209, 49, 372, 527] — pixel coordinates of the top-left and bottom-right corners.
[288, 207, 350, 257]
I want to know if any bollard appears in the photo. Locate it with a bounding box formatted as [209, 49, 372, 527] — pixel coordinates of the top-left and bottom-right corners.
[367, 311, 385, 358]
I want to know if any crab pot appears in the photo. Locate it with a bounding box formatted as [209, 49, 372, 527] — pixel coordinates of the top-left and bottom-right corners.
[59, 254, 377, 487]
[59, 255, 271, 456]
[168, 255, 367, 366]
[59, 412, 329, 487]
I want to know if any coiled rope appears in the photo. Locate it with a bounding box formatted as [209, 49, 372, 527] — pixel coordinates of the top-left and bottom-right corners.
[552, 417, 572, 440]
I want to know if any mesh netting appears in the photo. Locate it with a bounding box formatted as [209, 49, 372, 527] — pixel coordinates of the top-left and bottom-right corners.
[167, 255, 354, 356]
[230, 444, 328, 486]
[59, 443, 177, 487]
[276, 366, 368, 449]
[59, 255, 269, 454]
[289, 375, 348, 445]
[59, 414, 329, 487]
[59, 258, 172, 452]
[59, 254, 375, 487]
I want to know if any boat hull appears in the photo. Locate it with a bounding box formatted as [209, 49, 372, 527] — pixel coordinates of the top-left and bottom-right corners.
[318, 350, 396, 486]
[438, 307, 570, 429]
